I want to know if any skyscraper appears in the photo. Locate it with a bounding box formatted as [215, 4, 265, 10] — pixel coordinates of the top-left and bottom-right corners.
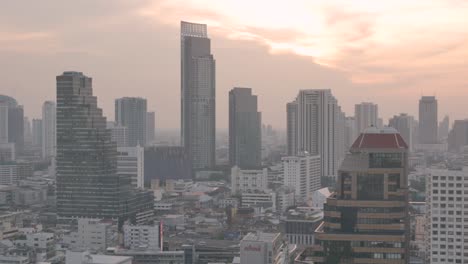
[0, 96, 25, 154]
[389, 113, 414, 152]
[56, 71, 152, 221]
[438, 115, 449, 141]
[344, 116, 357, 150]
[181, 21, 216, 170]
[229, 87, 261, 169]
[32, 119, 43, 148]
[0, 103, 8, 144]
[23, 117, 32, 146]
[286, 89, 345, 180]
[146, 111, 155, 145]
[311, 127, 410, 263]
[42, 101, 56, 159]
[355, 102, 379, 133]
[282, 152, 321, 203]
[115, 97, 147, 147]
[419, 96, 438, 144]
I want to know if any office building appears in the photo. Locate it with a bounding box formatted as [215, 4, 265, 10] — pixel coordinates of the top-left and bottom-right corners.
[23, 117, 31, 146]
[282, 153, 321, 203]
[448, 119, 468, 152]
[42, 101, 56, 159]
[32, 119, 42, 148]
[230, 166, 268, 195]
[56, 71, 153, 221]
[286, 90, 345, 180]
[144, 146, 192, 186]
[240, 232, 285, 264]
[117, 146, 144, 189]
[146, 111, 155, 145]
[65, 218, 117, 251]
[439, 115, 450, 141]
[419, 96, 438, 144]
[355, 102, 379, 133]
[0, 102, 8, 144]
[229, 87, 261, 169]
[389, 113, 414, 151]
[426, 167, 468, 264]
[0, 143, 15, 162]
[123, 222, 163, 250]
[107, 121, 128, 148]
[181, 21, 216, 170]
[344, 116, 357, 150]
[115, 97, 147, 147]
[311, 127, 410, 263]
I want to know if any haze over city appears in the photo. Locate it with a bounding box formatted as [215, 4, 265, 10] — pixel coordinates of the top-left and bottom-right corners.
[2, 0, 468, 129]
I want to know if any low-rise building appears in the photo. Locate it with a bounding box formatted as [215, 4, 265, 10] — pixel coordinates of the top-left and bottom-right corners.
[240, 232, 286, 264]
[231, 166, 268, 195]
[63, 218, 117, 252]
[123, 222, 163, 250]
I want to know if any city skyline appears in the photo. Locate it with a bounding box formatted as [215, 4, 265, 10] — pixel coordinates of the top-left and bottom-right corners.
[1, 1, 467, 129]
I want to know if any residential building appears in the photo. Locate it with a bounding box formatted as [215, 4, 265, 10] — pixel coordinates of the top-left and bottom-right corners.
[240, 232, 285, 264]
[117, 146, 144, 189]
[0, 163, 32, 185]
[311, 127, 410, 263]
[286, 89, 345, 180]
[31, 119, 42, 148]
[425, 167, 468, 264]
[448, 119, 468, 152]
[65, 218, 117, 251]
[115, 97, 147, 147]
[241, 192, 276, 212]
[146, 111, 155, 145]
[230, 166, 268, 195]
[419, 96, 438, 144]
[282, 153, 321, 203]
[229, 87, 261, 169]
[283, 210, 323, 246]
[42, 101, 56, 159]
[0, 143, 15, 162]
[344, 116, 357, 151]
[355, 102, 379, 132]
[107, 121, 129, 148]
[181, 21, 216, 170]
[438, 115, 450, 141]
[123, 222, 163, 250]
[389, 113, 414, 151]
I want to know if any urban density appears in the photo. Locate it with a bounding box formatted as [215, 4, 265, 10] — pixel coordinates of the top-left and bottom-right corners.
[0, 6, 467, 264]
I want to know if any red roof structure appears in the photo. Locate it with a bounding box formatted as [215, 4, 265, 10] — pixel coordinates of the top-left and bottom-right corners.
[351, 127, 408, 149]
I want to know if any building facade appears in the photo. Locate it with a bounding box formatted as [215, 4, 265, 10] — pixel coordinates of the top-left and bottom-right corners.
[389, 113, 414, 152]
[123, 222, 163, 250]
[282, 153, 321, 203]
[419, 96, 438, 144]
[115, 97, 147, 147]
[42, 101, 56, 159]
[117, 146, 144, 189]
[240, 232, 285, 264]
[311, 127, 410, 263]
[144, 146, 192, 186]
[355, 102, 379, 133]
[181, 21, 216, 170]
[146, 111, 155, 145]
[230, 166, 268, 195]
[229, 87, 261, 169]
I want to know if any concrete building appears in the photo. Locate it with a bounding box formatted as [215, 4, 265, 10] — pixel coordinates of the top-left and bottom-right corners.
[42, 101, 56, 159]
[230, 166, 268, 195]
[56, 71, 153, 220]
[229, 87, 261, 169]
[240, 232, 285, 264]
[65, 218, 117, 252]
[181, 21, 216, 170]
[425, 167, 468, 264]
[282, 153, 321, 203]
[144, 146, 192, 186]
[448, 119, 468, 152]
[0, 143, 15, 162]
[146, 111, 155, 145]
[115, 97, 147, 147]
[66, 250, 132, 264]
[389, 113, 414, 151]
[113, 249, 185, 264]
[283, 210, 322, 247]
[14, 232, 55, 260]
[355, 102, 379, 133]
[241, 192, 276, 212]
[286, 89, 345, 180]
[123, 222, 163, 250]
[31, 118, 42, 148]
[23, 117, 31, 146]
[107, 122, 128, 148]
[344, 116, 357, 151]
[310, 127, 410, 263]
[419, 96, 438, 144]
[117, 146, 144, 189]
[438, 115, 450, 141]
[0, 163, 32, 186]
[311, 187, 331, 210]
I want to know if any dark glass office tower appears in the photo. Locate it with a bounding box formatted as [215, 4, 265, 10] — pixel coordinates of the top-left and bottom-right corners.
[56, 71, 152, 222]
[311, 127, 410, 263]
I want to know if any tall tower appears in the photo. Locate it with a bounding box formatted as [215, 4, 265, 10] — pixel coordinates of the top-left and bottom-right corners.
[115, 97, 147, 147]
[146, 111, 155, 145]
[389, 113, 414, 152]
[286, 89, 345, 180]
[181, 21, 216, 170]
[418, 96, 438, 144]
[355, 102, 379, 133]
[42, 101, 56, 159]
[312, 127, 410, 263]
[229, 87, 261, 169]
[56, 71, 153, 221]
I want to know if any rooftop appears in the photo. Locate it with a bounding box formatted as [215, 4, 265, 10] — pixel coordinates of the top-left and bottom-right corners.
[351, 127, 408, 149]
[242, 232, 280, 242]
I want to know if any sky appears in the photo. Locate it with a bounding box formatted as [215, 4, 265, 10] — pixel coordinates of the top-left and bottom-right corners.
[1, 0, 468, 130]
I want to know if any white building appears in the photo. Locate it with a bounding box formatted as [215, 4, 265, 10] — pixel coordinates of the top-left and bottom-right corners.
[311, 187, 331, 210]
[282, 153, 321, 203]
[426, 167, 468, 264]
[66, 250, 132, 264]
[240, 232, 285, 264]
[64, 218, 116, 252]
[355, 102, 379, 133]
[230, 166, 268, 195]
[241, 192, 276, 212]
[107, 122, 129, 148]
[276, 188, 295, 213]
[123, 222, 163, 250]
[42, 101, 56, 159]
[117, 146, 144, 189]
[344, 116, 357, 150]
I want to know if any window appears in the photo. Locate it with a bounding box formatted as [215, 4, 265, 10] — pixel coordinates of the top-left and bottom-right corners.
[369, 153, 402, 168]
[357, 174, 384, 200]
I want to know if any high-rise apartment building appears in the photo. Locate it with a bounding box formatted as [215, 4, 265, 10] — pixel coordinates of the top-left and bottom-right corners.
[107, 122, 128, 148]
[311, 127, 410, 263]
[32, 119, 43, 148]
[146, 111, 155, 145]
[355, 102, 379, 133]
[115, 97, 147, 147]
[181, 21, 216, 170]
[229, 87, 261, 169]
[23, 117, 31, 146]
[448, 119, 468, 152]
[389, 113, 414, 152]
[56, 71, 153, 221]
[426, 167, 468, 264]
[0, 96, 25, 155]
[117, 146, 144, 189]
[286, 89, 345, 180]
[42, 101, 56, 159]
[344, 116, 357, 150]
[282, 153, 321, 203]
[438, 115, 450, 141]
[419, 96, 438, 144]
